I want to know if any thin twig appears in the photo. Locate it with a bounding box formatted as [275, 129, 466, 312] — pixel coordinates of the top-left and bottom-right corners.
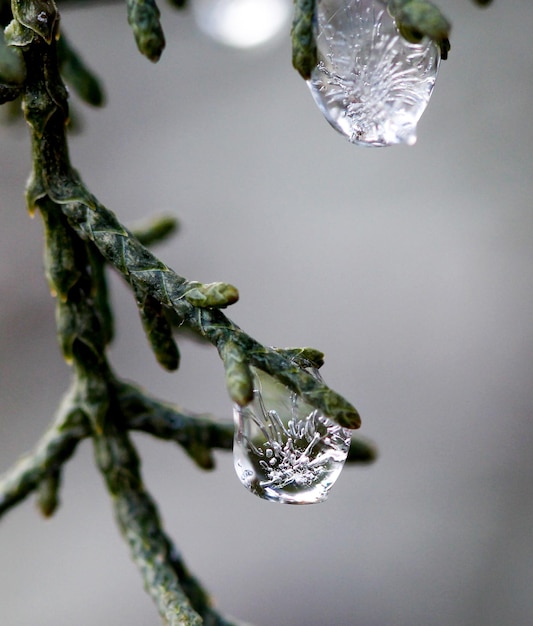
[0, 395, 87, 518]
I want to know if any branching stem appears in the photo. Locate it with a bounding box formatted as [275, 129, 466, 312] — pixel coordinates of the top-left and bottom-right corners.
[0, 0, 379, 622]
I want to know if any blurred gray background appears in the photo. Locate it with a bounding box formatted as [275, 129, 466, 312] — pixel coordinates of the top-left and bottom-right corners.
[1, 1, 532, 625]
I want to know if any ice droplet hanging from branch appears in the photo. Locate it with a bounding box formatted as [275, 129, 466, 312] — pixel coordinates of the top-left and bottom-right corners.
[233, 366, 352, 504]
[307, 0, 441, 146]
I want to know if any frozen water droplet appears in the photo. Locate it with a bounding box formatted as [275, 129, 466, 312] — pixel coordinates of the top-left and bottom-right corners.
[193, 0, 292, 49]
[233, 366, 351, 504]
[307, 0, 441, 146]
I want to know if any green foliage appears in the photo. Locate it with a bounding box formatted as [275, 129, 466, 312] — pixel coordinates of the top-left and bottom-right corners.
[135, 289, 181, 370]
[0, 0, 491, 622]
[387, 0, 451, 59]
[57, 33, 105, 106]
[11, 0, 58, 43]
[0, 28, 24, 83]
[292, 0, 317, 79]
[127, 0, 166, 61]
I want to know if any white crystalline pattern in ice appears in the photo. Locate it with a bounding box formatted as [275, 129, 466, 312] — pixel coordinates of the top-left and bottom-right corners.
[308, 0, 441, 146]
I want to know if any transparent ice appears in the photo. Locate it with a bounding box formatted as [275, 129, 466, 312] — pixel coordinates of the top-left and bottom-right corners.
[233, 366, 351, 504]
[307, 0, 441, 146]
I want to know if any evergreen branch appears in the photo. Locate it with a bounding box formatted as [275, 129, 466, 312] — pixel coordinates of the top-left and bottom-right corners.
[117, 380, 234, 470]
[0, 400, 87, 518]
[274, 346, 325, 370]
[0, 375, 371, 524]
[291, 0, 316, 79]
[0, 0, 502, 618]
[48, 194, 361, 427]
[0, 82, 22, 102]
[36, 468, 62, 516]
[0, 15, 26, 84]
[184, 282, 239, 308]
[43, 210, 214, 624]
[0, 371, 230, 518]
[387, 0, 451, 59]
[219, 340, 254, 407]
[11, 0, 366, 432]
[86, 242, 115, 344]
[101, 422, 243, 626]
[0, 378, 234, 521]
[134, 284, 181, 370]
[204, 318, 361, 429]
[57, 31, 105, 106]
[2, 5, 376, 621]
[93, 428, 203, 626]
[11, 0, 58, 44]
[39, 196, 83, 300]
[118, 379, 374, 465]
[126, 0, 165, 62]
[1, 181, 237, 619]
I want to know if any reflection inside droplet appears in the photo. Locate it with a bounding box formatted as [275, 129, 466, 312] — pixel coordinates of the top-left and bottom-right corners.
[193, 0, 292, 49]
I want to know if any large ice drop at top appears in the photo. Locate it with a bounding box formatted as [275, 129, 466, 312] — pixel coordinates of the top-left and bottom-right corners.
[308, 0, 441, 146]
